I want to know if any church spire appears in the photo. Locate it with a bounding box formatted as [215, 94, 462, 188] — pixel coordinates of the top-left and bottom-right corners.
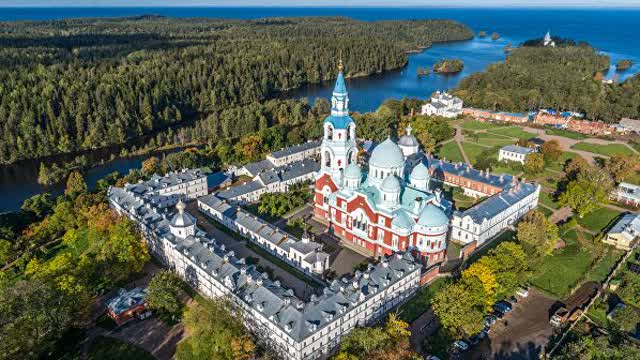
[331, 58, 349, 117]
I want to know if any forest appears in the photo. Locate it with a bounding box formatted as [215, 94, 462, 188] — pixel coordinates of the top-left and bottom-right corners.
[454, 44, 640, 122]
[0, 16, 472, 165]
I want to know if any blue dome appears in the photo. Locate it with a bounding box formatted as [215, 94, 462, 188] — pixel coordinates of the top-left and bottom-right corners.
[417, 204, 449, 227]
[410, 163, 430, 181]
[370, 139, 405, 169]
[324, 114, 354, 130]
[344, 163, 362, 179]
[392, 211, 414, 229]
[381, 175, 401, 193]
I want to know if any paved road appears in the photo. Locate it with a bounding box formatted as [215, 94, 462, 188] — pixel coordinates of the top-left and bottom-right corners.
[186, 202, 320, 299]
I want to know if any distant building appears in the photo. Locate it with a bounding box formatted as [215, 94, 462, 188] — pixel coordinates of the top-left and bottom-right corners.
[421, 91, 463, 118]
[124, 168, 207, 207]
[543, 31, 556, 47]
[207, 171, 233, 191]
[611, 182, 640, 207]
[106, 287, 149, 326]
[604, 213, 640, 251]
[462, 108, 529, 123]
[239, 140, 321, 178]
[616, 118, 640, 134]
[498, 145, 536, 164]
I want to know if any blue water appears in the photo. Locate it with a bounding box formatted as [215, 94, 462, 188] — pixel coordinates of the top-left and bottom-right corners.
[0, 7, 639, 211]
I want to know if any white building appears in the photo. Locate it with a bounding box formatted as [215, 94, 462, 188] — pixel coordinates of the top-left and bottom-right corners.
[107, 183, 420, 360]
[125, 168, 207, 202]
[543, 31, 556, 47]
[198, 194, 330, 275]
[217, 158, 320, 204]
[240, 141, 321, 178]
[611, 182, 640, 207]
[498, 145, 536, 164]
[603, 213, 640, 251]
[421, 91, 463, 118]
[450, 181, 541, 246]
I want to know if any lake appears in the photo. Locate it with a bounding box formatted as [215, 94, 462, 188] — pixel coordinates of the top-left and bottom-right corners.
[1, 7, 639, 211]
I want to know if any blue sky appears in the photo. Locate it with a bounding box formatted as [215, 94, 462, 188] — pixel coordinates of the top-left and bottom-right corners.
[2, 0, 640, 7]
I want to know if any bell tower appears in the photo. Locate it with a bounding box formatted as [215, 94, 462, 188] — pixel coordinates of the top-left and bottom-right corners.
[320, 59, 358, 181]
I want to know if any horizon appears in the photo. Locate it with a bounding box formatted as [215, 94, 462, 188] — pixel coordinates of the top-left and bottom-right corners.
[2, 1, 640, 9]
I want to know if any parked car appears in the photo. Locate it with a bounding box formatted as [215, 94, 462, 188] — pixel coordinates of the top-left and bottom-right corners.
[495, 301, 513, 313]
[516, 287, 529, 298]
[453, 340, 470, 352]
[425, 356, 441, 360]
[469, 330, 487, 345]
[484, 315, 497, 327]
[492, 310, 505, 319]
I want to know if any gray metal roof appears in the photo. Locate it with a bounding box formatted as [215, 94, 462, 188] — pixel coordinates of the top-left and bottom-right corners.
[501, 145, 536, 155]
[429, 158, 514, 190]
[269, 140, 321, 159]
[454, 182, 538, 222]
[125, 169, 205, 195]
[109, 186, 419, 343]
[243, 160, 275, 177]
[216, 180, 264, 200]
[106, 287, 147, 316]
[607, 213, 640, 241]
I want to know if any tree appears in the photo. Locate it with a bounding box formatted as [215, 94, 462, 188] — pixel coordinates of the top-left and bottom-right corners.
[462, 262, 498, 310]
[606, 154, 640, 183]
[141, 156, 160, 175]
[97, 218, 149, 285]
[556, 333, 640, 360]
[612, 305, 640, 333]
[146, 271, 184, 317]
[486, 242, 529, 298]
[37, 162, 51, 186]
[64, 171, 87, 198]
[541, 140, 562, 162]
[432, 282, 485, 338]
[176, 298, 256, 360]
[524, 153, 545, 174]
[559, 175, 610, 218]
[21, 193, 54, 219]
[384, 313, 411, 340]
[516, 210, 558, 259]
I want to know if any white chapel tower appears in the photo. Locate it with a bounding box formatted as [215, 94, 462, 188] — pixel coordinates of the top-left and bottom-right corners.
[320, 60, 358, 182]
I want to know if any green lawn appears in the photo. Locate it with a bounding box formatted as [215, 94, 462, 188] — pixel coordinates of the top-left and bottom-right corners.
[462, 119, 503, 130]
[586, 249, 624, 283]
[539, 192, 560, 209]
[577, 207, 622, 233]
[545, 128, 588, 140]
[435, 142, 464, 163]
[461, 142, 490, 164]
[571, 142, 634, 157]
[88, 336, 154, 360]
[487, 127, 535, 140]
[546, 151, 580, 172]
[466, 230, 516, 264]
[539, 206, 554, 217]
[530, 229, 595, 298]
[398, 277, 451, 322]
[475, 137, 515, 147]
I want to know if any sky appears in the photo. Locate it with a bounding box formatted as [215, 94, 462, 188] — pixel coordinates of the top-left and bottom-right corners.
[2, 0, 640, 7]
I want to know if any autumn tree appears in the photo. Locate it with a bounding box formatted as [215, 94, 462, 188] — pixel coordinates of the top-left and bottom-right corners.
[541, 139, 562, 162]
[516, 210, 558, 259]
[524, 152, 545, 174]
[176, 298, 256, 360]
[485, 242, 530, 298]
[606, 154, 640, 183]
[141, 156, 160, 175]
[462, 262, 498, 310]
[559, 166, 612, 218]
[64, 171, 87, 198]
[97, 218, 149, 285]
[432, 282, 485, 338]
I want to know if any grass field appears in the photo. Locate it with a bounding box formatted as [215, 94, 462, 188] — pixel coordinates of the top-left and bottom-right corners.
[571, 142, 634, 157]
[530, 229, 595, 298]
[547, 151, 580, 172]
[577, 207, 622, 233]
[462, 142, 489, 164]
[88, 336, 154, 360]
[586, 249, 624, 283]
[475, 137, 515, 147]
[462, 119, 503, 130]
[435, 141, 464, 162]
[398, 277, 451, 322]
[539, 206, 554, 217]
[545, 128, 588, 140]
[487, 127, 535, 140]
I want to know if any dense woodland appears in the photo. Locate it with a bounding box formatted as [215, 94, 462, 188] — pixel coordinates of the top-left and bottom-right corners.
[454, 44, 640, 122]
[0, 16, 472, 165]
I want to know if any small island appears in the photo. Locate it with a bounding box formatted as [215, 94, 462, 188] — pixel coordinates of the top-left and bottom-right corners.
[417, 67, 431, 76]
[616, 59, 634, 71]
[433, 59, 464, 74]
[478, 30, 487, 38]
[491, 32, 500, 40]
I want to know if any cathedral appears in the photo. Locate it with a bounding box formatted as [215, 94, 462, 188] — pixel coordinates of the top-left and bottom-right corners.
[313, 63, 450, 265]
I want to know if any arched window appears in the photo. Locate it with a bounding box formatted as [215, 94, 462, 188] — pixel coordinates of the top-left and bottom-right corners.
[323, 150, 332, 167]
[327, 126, 333, 140]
